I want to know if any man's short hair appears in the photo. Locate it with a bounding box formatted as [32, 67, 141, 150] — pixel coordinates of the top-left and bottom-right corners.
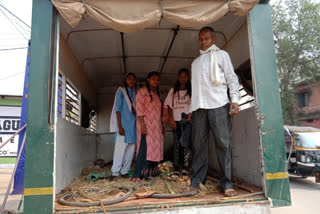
[199, 26, 216, 37]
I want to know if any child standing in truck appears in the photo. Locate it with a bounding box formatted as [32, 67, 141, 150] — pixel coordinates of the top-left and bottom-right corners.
[132, 72, 165, 182]
[164, 68, 192, 178]
[110, 73, 137, 180]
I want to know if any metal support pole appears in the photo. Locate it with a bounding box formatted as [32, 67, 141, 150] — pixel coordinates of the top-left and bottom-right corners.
[48, 7, 58, 125]
[0, 124, 27, 150]
[159, 25, 180, 73]
[120, 32, 127, 74]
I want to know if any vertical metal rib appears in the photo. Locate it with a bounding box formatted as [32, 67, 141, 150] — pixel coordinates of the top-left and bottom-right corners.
[120, 32, 127, 74]
[159, 25, 180, 74]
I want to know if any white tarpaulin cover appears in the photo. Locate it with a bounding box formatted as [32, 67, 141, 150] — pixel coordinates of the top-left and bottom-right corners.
[52, 0, 258, 33]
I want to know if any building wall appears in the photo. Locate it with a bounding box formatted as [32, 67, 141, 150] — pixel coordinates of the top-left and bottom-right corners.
[300, 118, 320, 129]
[296, 80, 320, 128]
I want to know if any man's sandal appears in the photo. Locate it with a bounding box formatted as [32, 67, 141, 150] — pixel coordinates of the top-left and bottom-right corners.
[224, 189, 238, 197]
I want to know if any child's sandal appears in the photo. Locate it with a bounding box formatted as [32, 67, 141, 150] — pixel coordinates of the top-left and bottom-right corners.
[171, 171, 180, 178]
[181, 170, 189, 179]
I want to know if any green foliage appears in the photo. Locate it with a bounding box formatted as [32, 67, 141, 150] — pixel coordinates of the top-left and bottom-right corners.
[271, 0, 320, 125]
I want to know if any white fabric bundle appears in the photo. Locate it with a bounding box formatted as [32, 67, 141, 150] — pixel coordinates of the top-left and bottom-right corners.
[200, 44, 223, 86]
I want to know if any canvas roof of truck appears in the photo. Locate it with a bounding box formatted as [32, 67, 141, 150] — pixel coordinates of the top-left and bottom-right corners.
[52, 0, 260, 89]
[59, 13, 249, 89]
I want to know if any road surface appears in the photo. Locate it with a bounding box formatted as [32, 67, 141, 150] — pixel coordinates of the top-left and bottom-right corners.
[272, 176, 320, 213]
[0, 168, 23, 213]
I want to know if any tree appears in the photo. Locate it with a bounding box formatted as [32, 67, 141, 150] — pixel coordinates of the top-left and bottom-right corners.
[271, 0, 320, 125]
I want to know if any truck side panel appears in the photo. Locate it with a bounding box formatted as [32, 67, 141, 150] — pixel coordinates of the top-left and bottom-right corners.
[248, 2, 291, 207]
[24, 0, 55, 213]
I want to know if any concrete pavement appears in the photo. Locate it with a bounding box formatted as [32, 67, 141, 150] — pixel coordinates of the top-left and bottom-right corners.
[272, 176, 320, 214]
[0, 168, 23, 213]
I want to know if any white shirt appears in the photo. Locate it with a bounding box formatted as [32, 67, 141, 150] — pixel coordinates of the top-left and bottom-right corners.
[190, 50, 241, 112]
[164, 88, 191, 121]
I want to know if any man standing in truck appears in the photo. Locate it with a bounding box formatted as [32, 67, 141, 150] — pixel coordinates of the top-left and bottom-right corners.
[188, 26, 241, 197]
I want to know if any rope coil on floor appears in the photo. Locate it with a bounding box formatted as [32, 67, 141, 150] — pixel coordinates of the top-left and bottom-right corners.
[58, 179, 199, 207]
[58, 186, 133, 207]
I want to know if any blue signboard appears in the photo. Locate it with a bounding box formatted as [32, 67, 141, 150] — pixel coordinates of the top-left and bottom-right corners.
[12, 41, 30, 195]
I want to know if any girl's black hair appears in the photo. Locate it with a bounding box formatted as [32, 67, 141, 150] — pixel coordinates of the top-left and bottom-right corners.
[124, 72, 136, 113]
[146, 71, 160, 102]
[173, 68, 191, 99]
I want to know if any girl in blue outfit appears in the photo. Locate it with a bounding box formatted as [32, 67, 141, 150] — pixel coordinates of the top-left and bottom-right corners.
[110, 73, 137, 180]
